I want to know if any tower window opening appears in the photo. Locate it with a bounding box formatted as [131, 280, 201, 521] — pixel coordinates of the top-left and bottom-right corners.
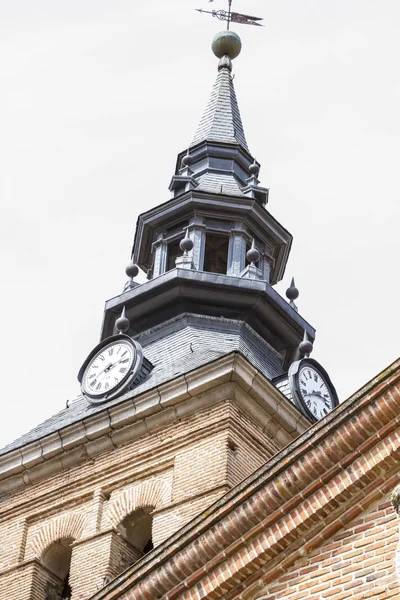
[167, 239, 182, 271]
[41, 537, 73, 600]
[119, 507, 154, 555]
[203, 234, 228, 274]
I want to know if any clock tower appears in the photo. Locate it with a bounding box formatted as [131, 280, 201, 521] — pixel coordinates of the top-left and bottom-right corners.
[0, 30, 339, 600]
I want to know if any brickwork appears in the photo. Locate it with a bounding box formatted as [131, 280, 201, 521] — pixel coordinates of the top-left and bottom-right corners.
[0, 560, 63, 600]
[88, 360, 400, 600]
[0, 382, 279, 600]
[258, 499, 400, 600]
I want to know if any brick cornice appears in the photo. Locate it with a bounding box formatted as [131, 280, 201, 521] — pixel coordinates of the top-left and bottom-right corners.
[89, 358, 400, 600]
[0, 353, 307, 497]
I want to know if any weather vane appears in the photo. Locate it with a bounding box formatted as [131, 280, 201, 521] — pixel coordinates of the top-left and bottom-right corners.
[196, 0, 264, 28]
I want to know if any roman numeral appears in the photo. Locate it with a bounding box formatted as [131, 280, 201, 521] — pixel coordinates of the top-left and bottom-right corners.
[96, 383, 102, 391]
[99, 355, 105, 362]
[108, 348, 114, 356]
[105, 382, 109, 390]
[120, 367, 127, 374]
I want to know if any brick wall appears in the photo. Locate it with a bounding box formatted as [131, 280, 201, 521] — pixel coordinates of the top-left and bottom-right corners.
[258, 500, 400, 600]
[0, 386, 279, 599]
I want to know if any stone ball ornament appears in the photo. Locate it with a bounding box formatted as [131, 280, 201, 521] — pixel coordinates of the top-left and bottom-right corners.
[286, 277, 299, 301]
[246, 240, 260, 264]
[249, 161, 260, 176]
[181, 153, 194, 167]
[212, 30, 242, 60]
[125, 261, 139, 279]
[299, 331, 313, 357]
[116, 306, 130, 333]
[180, 230, 194, 253]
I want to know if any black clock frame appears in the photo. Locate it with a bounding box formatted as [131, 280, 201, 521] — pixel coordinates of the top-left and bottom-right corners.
[78, 334, 144, 404]
[288, 357, 339, 423]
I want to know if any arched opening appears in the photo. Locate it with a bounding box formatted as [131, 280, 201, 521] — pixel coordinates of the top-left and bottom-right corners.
[41, 537, 73, 599]
[119, 507, 154, 555]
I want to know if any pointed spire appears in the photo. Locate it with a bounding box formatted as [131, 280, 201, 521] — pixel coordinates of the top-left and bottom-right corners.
[190, 31, 249, 152]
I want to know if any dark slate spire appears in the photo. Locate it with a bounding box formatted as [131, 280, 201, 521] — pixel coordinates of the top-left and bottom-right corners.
[190, 56, 249, 152]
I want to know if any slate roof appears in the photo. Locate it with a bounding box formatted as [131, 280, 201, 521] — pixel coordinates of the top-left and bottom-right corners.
[195, 172, 246, 197]
[0, 314, 285, 456]
[190, 64, 249, 151]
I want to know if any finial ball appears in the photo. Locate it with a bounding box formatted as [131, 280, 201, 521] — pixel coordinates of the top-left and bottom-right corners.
[212, 31, 242, 60]
[299, 339, 313, 357]
[125, 261, 139, 279]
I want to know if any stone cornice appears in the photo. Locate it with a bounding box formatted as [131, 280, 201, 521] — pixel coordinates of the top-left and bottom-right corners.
[89, 358, 400, 600]
[0, 353, 307, 497]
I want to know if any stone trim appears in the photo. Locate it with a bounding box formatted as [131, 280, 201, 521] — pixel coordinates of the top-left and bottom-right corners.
[0, 353, 309, 496]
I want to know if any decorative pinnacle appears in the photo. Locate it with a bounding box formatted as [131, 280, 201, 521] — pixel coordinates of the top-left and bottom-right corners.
[212, 30, 242, 60]
[180, 228, 194, 255]
[286, 277, 299, 301]
[181, 151, 194, 167]
[286, 277, 299, 312]
[249, 160, 260, 176]
[125, 260, 139, 280]
[246, 239, 260, 265]
[115, 306, 130, 334]
[299, 330, 313, 358]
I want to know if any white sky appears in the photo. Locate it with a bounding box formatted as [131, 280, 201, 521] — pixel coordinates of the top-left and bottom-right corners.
[0, 0, 399, 448]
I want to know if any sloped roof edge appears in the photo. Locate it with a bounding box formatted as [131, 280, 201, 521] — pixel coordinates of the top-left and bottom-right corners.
[90, 356, 400, 600]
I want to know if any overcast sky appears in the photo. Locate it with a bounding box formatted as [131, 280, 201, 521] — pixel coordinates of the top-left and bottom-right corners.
[0, 0, 399, 448]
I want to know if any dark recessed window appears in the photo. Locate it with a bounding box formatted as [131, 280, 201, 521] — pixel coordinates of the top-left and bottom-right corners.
[203, 235, 229, 274]
[167, 240, 182, 271]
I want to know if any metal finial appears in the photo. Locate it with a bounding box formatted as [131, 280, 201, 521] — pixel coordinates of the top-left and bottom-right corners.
[246, 239, 260, 265]
[125, 260, 139, 280]
[196, 0, 264, 29]
[299, 330, 313, 357]
[249, 159, 260, 176]
[179, 228, 194, 255]
[212, 30, 242, 60]
[115, 306, 130, 334]
[181, 151, 194, 167]
[286, 277, 299, 301]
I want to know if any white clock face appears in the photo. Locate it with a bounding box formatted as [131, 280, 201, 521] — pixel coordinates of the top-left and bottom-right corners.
[83, 340, 136, 397]
[298, 365, 333, 420]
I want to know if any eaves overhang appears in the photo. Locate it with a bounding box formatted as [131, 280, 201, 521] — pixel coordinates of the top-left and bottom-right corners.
[0, 353, 309, 497]
[101, 268, 314, 368]
[174, 140, 256, 184]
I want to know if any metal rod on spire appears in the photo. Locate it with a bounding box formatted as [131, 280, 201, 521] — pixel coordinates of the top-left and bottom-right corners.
[227, 0, 232, 30]
[196, 0, 264, 27]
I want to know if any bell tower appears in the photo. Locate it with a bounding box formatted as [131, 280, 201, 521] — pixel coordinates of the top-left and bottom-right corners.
[100, 30, 315, 375]
[0, 27, 339, 600]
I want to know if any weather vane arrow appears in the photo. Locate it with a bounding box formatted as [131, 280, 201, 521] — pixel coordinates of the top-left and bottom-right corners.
[196, 0, 264, 28]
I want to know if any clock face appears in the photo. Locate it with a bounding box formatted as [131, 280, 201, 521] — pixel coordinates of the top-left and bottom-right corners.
[82, 339, 136, 398]
[297, 364, 334, 420]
